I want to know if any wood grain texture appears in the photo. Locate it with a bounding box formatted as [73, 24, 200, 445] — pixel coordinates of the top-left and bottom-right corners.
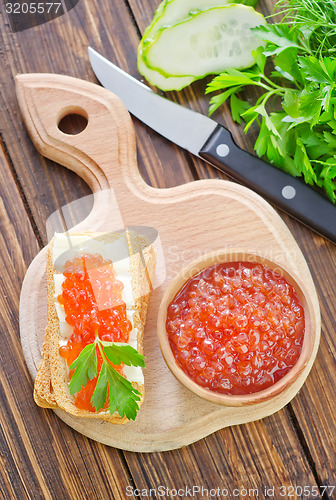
[123, 416, 320, 499]
[0, 0, 196, 244]
[17, 73, 320, 452]
[126, 0, 336, 488]
[0, 141, 134, 499]
[0, 0, 334, 496]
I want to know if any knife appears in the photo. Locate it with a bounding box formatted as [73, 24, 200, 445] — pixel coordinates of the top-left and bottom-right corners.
[88, 47, 336, 244]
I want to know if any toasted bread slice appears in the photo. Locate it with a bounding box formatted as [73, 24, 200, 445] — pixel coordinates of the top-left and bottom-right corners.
[34, 230, 155, 423]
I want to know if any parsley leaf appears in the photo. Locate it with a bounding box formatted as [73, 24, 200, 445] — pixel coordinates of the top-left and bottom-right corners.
[294, 137, 318, 185]
[91, 361, 141, 420]
[90, 362, 108, 411]
[251, 46, 267, 72]
[254, 24, 302, 56]
[69, 336, 145, 420]
[282, 90, 300, 118]
[230, 94, 250, 124]
[101, 341, 145, 367]
[208, 86, 241, 116]
[298, 56, 336, 85]
[69, 343, 97, 395]
[318, 160, 336, 203]
[105, 364, 141, 420]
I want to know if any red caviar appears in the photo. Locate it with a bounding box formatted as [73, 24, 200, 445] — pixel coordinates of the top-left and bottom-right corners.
[58, 253, 131, 411]
[166, 262, 305, 395]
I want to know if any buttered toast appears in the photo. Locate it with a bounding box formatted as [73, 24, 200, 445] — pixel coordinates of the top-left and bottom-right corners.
[34, 230, 155, 423]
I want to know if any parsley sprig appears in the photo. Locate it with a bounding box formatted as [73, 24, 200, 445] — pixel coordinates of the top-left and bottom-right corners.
[206, 0, 336, 203]
[69, 333, 145, 420]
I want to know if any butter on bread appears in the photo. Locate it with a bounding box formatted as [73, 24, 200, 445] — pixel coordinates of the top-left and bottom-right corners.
[34, 230, 155, 424]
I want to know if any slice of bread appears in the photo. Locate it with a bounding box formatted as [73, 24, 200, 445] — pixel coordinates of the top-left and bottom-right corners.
[34, 230, 155, 424]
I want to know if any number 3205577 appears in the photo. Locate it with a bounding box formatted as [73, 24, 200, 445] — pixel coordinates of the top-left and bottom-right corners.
[279, 485, 335, 497]
[5, 3, 62, 14]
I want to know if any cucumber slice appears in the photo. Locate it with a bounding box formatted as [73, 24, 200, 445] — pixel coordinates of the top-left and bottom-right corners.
[138, 0, 233, 90]
[137, 56, 196, 91]
[143, 5, 266, 78]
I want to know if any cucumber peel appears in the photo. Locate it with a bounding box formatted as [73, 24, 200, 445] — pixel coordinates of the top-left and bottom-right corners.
[137, 56, 196, 91]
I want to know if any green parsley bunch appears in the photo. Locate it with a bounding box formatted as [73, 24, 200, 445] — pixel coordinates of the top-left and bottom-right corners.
[206, 0, 336, 203]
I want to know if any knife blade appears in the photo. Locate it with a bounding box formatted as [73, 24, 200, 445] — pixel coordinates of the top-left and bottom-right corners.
[88, 47, 336, 244]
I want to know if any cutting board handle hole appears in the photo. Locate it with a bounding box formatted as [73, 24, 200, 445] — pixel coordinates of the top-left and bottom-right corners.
[58, 107, 88, 136]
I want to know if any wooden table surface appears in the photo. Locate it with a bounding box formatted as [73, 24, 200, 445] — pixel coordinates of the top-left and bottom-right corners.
[0, 1, 335, 499]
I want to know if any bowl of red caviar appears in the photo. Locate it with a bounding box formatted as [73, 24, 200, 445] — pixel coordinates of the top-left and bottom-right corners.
[157, 250, 316, 406]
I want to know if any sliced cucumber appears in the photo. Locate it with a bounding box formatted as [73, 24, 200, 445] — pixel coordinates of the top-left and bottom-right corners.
[138, 0, 233, 89]
[138, 0, 263, 90]
[137, 56, 196, 91]
[143, 5, 266, 78]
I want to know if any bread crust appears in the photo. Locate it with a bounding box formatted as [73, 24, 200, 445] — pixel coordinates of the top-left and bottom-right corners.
[34, 230, 155, 424]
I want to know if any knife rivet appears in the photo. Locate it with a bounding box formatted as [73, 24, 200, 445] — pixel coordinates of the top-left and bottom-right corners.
[282, 185, 296, 200]
[216, 144, 230, 157]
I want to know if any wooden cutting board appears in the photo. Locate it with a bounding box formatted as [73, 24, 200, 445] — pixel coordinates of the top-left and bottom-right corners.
[18, 74, 320, 452]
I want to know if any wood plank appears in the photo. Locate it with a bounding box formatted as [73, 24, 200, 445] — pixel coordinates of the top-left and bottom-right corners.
[0, 0, 335, 494]
[124, 415, 319, 500]
[0, 140, 134, 499]
[288, 235, 336, 488]
[0, 0, 195, 245]
[125, 0, 336, 490]
[278, 215, 336, 490]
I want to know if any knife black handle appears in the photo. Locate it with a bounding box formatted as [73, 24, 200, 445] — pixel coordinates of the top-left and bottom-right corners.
[199, 124, 336, 244]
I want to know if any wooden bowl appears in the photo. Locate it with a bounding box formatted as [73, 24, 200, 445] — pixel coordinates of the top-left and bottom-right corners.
[157, 249, 317, 406]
